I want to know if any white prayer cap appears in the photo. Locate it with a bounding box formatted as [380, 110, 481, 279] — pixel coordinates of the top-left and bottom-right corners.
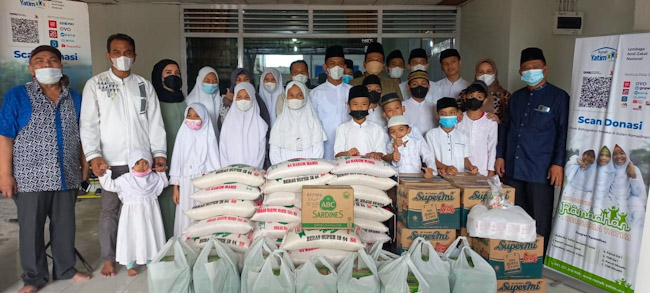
[387, 115, 409, 128]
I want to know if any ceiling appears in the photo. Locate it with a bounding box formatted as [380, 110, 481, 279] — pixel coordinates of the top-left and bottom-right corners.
[80, 0, 468, 5]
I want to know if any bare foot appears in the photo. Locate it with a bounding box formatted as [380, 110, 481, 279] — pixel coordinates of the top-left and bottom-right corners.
[71, 272, 92, 281]
[101, 261, 115, 277]
[127, 268, 138, 277]
[18, 285, 38, 293]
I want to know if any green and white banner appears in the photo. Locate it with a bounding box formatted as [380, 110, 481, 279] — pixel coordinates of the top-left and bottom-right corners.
[546, 33, 650, 293]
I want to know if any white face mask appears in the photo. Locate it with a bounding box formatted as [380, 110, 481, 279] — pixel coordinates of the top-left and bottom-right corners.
[263, 82, 277, 93]
[477, 73, 496, 87]
[236, 99, 253, 111]
[327, 66, 344, 81]
[34, 68, 63, 85]
[388, 67, 404, 79]
[287, 98, 306, 110]
[390, 134, 410, 144]
[111, 56, 134, 71]
[292, 74, 308, 84]
[411, 64, 427, 72]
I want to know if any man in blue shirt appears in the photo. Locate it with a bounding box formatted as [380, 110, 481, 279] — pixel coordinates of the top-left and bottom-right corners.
[0, 45, 91, 292]
[495, 47, 569, 252]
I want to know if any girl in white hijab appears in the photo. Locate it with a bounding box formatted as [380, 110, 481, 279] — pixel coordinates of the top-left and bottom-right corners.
[269, 81, 327, 165]
[605, 144, 647, 225]
[592, 146, 616, 203]
[563, 146, 597, 196]
[186, 66, 221, 139]
[258, 68, 284, 126]
[219, 82, 268, 168]
[169, 103, 221, 236]
[99, 149, 168, 276]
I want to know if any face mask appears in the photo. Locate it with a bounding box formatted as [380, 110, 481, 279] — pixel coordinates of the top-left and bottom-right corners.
[369, 91, 381, 104]
[411, 64, 427, 72]
[439, 115, 458, 128]
[163, 75, 182, 91]
[292, 74, 308, 84]
[464, 98, 484, 111]
[132, 168, 152, 177]
[201, 83, 218, 94]
[391, 134, 410, 145]
[264, 82, 277, 93]
[34, 68, 63, 85]
[328, 66, 344, 81]
[349, 110, 369, 120]
[111, 56, 134, 71]
[477, 74, 495, 86]
[410, 85, 429, 99]
[342, 75, 353, 84]
[365, 61, 384, 75]
[388, 67, 404, 78]
[521, 69, 544, 86]
[236, 99, 253, 111]
[184, 118, 202, 130]
[287, 98, 306, 110]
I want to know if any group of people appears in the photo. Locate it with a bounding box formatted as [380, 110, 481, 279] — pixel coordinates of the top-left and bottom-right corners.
[0, 32, 571, 293]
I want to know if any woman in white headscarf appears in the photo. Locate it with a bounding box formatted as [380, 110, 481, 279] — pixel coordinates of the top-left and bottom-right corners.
[258, 68, 284, 126]
[563, 146, 597, 196]
[269, 81, 326, 165]
[219, 82, 268, 168]
[169, 103, 221, 236]
[591, 146, 617, 203]
[186, 66, 221, 139]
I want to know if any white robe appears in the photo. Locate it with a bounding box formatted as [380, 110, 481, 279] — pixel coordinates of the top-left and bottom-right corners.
[456, 112, 498, 176]
[185, 66, 221, 139]
[425, 127, 470, 172]
[310, 81, 352, 160]
[258, 68, 284, 126]
[403, 97, 437, 136]
[386, 135, 437, 174]
[434, 77, 470, 99]
[333, 119, 387, 156]
[367, 106, 386, 127]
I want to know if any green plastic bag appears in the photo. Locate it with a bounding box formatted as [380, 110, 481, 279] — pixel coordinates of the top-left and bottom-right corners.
[337, 248, 380, 293]
[241, 237, 285, 293]
[449, 246, 496, 293]
[378, 253, 431, 293]
[408, 237, 450, 293]
[296, 256, 337, 293]
[248, 249, 295, 293]
[148, 237, 199, 293]
[192, 238, 240, 293]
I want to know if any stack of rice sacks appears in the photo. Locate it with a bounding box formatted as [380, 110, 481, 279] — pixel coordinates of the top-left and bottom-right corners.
[183, 164, 265, 260]
[328, 156, 397, 245]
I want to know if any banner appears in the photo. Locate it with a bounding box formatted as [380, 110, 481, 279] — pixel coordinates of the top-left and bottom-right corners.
[546, 33, 650, 293]
[0, 0, 92, 100]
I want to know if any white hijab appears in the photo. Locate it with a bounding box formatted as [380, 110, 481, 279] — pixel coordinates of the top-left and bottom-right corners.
[116, 149, 166, 197]
[269, 81, 326, 151]
[569, 146, 597, 192]
[186, 67, 221, 138]
[609, 144, 632, 199]
[169, 103, 221, 178]
[258, 68, 283, 126]
[219, 82, 268, 168]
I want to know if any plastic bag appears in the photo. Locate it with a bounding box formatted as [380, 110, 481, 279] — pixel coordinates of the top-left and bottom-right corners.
[241, 237, 280, 293]
[449, 246, 496, 293]
[296, 256, 338, 293]
[368, 242, 399, 271]
[484, 175, 510, 209]
[408, 238, 450, 293]
[148, 237, 199, 293]
[248, 249, 296, 293]
[337, 248, 380, 293]
[466, 204, 536, 242]
[443, 236, 471, 266]
[192, 238, 240, 293]
[378, 252, 431, 293]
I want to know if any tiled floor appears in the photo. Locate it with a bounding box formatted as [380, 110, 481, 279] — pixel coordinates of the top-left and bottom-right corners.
[0, 197, 607, 293]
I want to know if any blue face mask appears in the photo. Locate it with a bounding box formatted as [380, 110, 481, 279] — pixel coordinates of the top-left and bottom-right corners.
[201, 83, 218, 94]
[521, 69, 544, 86]
[439, 115, 458, 128]
[342, 75, 353, 84]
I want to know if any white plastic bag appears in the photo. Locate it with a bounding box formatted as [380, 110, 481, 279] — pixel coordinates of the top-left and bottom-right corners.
[368, 242, 399, 271]
[251, 205, 301, 223]
[466, 204, 536, 242]
[248, 249, 296, 293]
[352, 185, 392, 207]
[378, 253, 431, 293]
[241, 237, 280, 293]
[192, 238, 240, 293]
[190, 183, 261, 203]
[354, 202, 394, 222]
[183, 216, 253, 237]
[288, 248, 352, 266]
[449, 247, 497, 293]
[331, 156, 398, 178]
[266, 158, 335, 179]
[296, 256, 338, 293]
[337, 248, 380, 293]
[148, 237, 199, 293]
[263, 192, 301, 207]
[408, 237, 450, 293]
[281, 226, 363, 251]
[184, 199, 256, 220]
[443, 236, 471, 265]
[263, 173, 334, 193]
[192, 164, 265, 189]
[328, 174, 397, 191]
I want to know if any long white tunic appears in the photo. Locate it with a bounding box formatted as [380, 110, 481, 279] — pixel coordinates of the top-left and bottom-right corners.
[434, 77, 470, 99]
[456, 112, 498, 176]
[403, 97, 437, 136]
[386, 136, 437, 174]
[367, 106, 386, 127]
[310, 81, 352, 160]
[334, 119, 387, 156]
[425, 127, 469, 172]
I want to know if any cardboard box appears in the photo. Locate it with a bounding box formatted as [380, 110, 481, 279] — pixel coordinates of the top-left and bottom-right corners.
[301, 185, 354, 229]
[497, 278, 547, 293]
[456, 183, 515, 227]
[396, 222, 456, 253]
[398, 184, 461, 229]
[474, 235, 544, 280]
[398, 176, 451, 187]
[441, 173, 488, 183]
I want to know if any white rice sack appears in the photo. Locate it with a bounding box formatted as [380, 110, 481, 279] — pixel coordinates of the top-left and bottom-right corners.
[190, 183, 261, 203]
[188, 232, 252, 253]
[251, 205, 301, 223]
[327, 173, 396, 191]
[281, 226, 363, 251]
[354, 202, 394, 222]
[184, 199, 256, 220]
[262, 192, 301, 207]
[331, 156, 397, 178]
[288, 248, 353, 266]
[263, 173, 334, 194]
[183, 215, 252, 237]
[192, 164, 265, 189]
[354, 218, 389, 233]
[252, 221, 298, 239]
[266, 158, 335, 179]
[352, 185, 392, 207]
[360, 229, 391, 244]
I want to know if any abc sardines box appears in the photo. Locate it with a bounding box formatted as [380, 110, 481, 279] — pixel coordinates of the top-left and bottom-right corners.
[398, 184, 461, 229]
[302, 185, 354, 230]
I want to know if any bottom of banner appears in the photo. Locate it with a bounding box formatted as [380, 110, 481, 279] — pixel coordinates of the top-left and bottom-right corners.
[544, 256, 634, 293]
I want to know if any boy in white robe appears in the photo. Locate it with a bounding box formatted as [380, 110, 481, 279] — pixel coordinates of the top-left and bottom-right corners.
[362, 75, 386, 127]
[386, 115, 436, 177]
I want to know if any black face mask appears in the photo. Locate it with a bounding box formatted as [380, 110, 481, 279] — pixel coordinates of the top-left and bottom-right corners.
[465, 98, 484, 111]
[410, 86, 428, 99]
[163, 75, 182, 91]
[369, 91, 381, 104]
[350, 110, 369, 120]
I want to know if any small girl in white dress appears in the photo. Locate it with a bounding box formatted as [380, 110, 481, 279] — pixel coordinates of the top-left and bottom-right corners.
[99, 149, 168, 276]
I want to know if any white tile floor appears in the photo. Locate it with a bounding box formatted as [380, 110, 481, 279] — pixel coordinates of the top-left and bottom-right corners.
[0, 197, 608, 293]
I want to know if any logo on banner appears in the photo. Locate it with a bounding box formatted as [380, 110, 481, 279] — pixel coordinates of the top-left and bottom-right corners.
[48, 20, 56, 28]
[60, 33, 76, 38]
[624, 81, 631, 88]
[622, 89, 629, 95]
[621, 96, 628, 102]
[50, 40, 58, 47]
[19, 0, 46, 7]
[590, 47, 617, 62]
[49, 30, 57, 38]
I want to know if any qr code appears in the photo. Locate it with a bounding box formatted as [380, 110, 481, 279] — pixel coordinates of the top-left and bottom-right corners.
[579, 77, 612, 108]
[11, 18, 39, 44]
